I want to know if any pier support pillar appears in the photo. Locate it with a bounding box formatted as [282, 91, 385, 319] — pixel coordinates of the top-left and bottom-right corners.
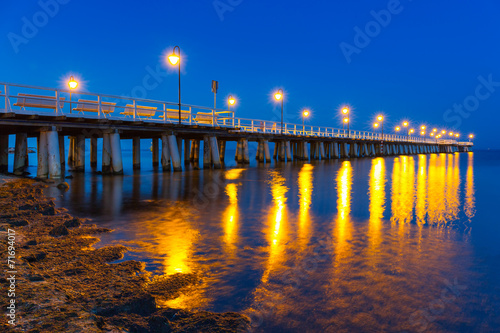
[303, 142, 310, 160]
[194, 140, 200, 169]
[152, 138, 159, 168]
[320, 142, 325, 160]
[161, 135, 171, 172]
[168, 135, 182, 172]
[68, 136, 75, 167]
[59, 136, 65, 170]
[220, 140, 226, 165]
[102, 133, 112, 174]
[203, 136, 212, 168]
[184, 139, 190, 165]
[273, 142, 279, 160]
[110, 132, 123, 175]
[90, 136, 98, 170]
[264, 140, 271, 163]
[210, 136, 221, 169]
[243, 139, 250, 164]
[349, 143, 358, 158]
[256, 141, 263, 162]
[285, 141, 292, 161]
[74, 135, 85, 172]
[190, 140, 195, 162]
[340, 143, 348, 158]
[0, 135, 8, 173]
[133, 137, 141, 170]
[333, 142, 339, 159]
[278, 141, 286, 161]
[14, 133, 27, 175]
[47, 130, 61, 179]
[37, 132, 48, 179]
[236, 140, 243, 163]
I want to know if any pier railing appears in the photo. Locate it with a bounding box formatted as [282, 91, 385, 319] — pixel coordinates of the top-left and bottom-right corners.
[0, 82, 460, 145]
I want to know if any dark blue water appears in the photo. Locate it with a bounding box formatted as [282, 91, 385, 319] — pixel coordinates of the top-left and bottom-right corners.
[41, 149, 500, 332]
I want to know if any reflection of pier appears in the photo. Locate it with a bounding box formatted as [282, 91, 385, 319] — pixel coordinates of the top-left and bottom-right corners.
[0, 82, 473, 178]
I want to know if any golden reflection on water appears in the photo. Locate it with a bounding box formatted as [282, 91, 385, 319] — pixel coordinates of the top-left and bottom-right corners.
[391, 156, 416, 229]
[298, 164, 314, 250]
[223, 183, 239, 256]
[465, 153, 476, 221]
[416, 155, 428, 226]
[262, 171, 289, 283]
[368, 158, 385, 254]
[334, 161, 353, 265]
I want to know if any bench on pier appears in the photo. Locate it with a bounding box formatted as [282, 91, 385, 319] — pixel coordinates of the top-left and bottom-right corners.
[120, 104, 157, 119]
[13, 93, 65, 111]
[72, 99, 116, 116]
[159, 108, 191, 121]
[194, 112, 214, 125]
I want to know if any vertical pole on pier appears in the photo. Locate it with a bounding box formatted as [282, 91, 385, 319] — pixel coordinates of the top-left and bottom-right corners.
[203, 136, 211, 168]
[264, 140, 271, 163]
[279, 141, 286, 161]
[152, 138, 159, 168]
[273, 142, 278, 160]
[59, 135, 65, 170]
[177, 138, 183, 163]
[161, 135, 171, 172]
[0, 134, 8, 173]
[110, 132, 123, 175]
[37, 132, 48, 179]
[320, 142, 325, 160]
[14, 133, 27, 175]
[133, 137, 141, 170]
[190, 140, 195, 162]
[68, 137, 74, 167]
[243, 139, 250, 164]
[90, 136, 98, 170]
[47, 129, 61, 179]
[184, 139, 190, 165]
[285, 141, 292, 161]
[210, 136, 221, 169]
[168, 135, 182, 172]
[102, 133, 112, 175]
[237, 140, 244, 163]
[74, 135, 85, 172]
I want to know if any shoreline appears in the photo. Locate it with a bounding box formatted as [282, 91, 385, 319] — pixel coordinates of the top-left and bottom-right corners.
[0, 177, 249, 332]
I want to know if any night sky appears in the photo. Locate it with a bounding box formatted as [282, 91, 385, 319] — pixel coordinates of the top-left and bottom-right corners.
[1, 0, 499, 148]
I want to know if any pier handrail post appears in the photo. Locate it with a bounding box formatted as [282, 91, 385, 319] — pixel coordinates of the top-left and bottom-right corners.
[133, 99, 137, 121]
[163, 103, 166, 123]
[55, 90, 60, 115]
[189, 107, 192, 125]
[294, 124, 296, 135]
[264, 121, 266, 133]
[4, 84, 9, 112]
[98, 95, 102, 119]
[232, 111, 235, 128]
[251, 120, 254, 132]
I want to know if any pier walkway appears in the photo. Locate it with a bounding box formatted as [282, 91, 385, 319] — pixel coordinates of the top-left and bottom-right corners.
[0, 82, 473, 179]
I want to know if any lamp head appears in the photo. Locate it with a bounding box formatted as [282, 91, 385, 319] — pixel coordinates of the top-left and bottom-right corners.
[343, 118, 349, 123]
[228, 96, 236, 106]
[274, 90, 283, 101]
[68, 76, 78, 90]
[374, 123, 379, 128]
[303, 110, 309, 117]
[403, 121, 408, 127]
[342, 107, 349, 114]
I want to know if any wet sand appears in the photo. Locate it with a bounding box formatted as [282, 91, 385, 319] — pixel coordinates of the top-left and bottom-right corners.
[0, 178, 249, 332]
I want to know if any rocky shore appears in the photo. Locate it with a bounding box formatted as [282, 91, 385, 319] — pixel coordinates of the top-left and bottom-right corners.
[0, 178, 249, 332]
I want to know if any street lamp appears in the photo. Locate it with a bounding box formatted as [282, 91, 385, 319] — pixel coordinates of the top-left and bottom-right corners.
[68, 76, 78, 114]
[469, 134, 474, 142]
[343, 117, 349, 136]
[168, 46, 182, 124]
[342, 106, 350, 136]
[409, 129, 414, 140]
[274, 89, 284, 134]
[302, 109, 309, 134]
[377, 115, 384, 140]
[395, 126, 401, 133]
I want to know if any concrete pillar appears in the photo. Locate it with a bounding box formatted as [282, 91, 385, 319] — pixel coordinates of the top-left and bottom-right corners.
[110, 132, 123, 175]
[102, 133, 112, 174]
[210, 136, 221, 169]
[320, 142, 325, 160]
[332, 142, 339, 159]
[74, 135, 85, 172]
[184, 139, 190, 165]
[152, 138, 159, 168]
[243, 139, 250, 164]
[303, 142, 310, 160]
[273, 141, 279, 160]
[37, 132, 48, 179]
[340, 142, 348, 158]
[279, 141, 286, 161]
[0, 135, 8, 173]
[47, 130, 61, 179]
[14, 133, 27, 175]
[190, 140, 196, 162]
[177, 138, 183, 163]
[58, 136, 65, 170]
[370, 144, 376, 157]
[161, 135, 171, 172]
[264, 140, 271, 163]
[349, 143, 358, 158]
[220, 140, 226, 165]
[194, 140, 200, 169]
[203, 136, 211, 168]
[133, 137, 141, 170]
[237, 140, 244, 163]
[90, 136, 98, 170]
[68, 136, 74, 167]
[168, 135, 182, 172]
[285, 141, 292, 161]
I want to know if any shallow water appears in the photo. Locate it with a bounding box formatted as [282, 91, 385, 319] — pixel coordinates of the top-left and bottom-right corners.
[44, 150, 500, 332]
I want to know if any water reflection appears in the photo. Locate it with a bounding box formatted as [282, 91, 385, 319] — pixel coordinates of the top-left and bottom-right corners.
[46, 152, 490, 332]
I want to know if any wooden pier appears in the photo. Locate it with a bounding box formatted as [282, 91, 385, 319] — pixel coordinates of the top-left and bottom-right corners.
[0, 82, 473, 179]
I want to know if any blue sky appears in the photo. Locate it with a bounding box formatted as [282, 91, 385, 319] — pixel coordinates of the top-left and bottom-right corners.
[1, 0, 499, 148]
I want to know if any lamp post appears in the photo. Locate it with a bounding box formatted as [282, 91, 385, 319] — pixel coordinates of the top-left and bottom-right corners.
[274, 89, 284, 134]
[302, 109, 309, 135]
[228, 95, 236, 127]
[342, 106, 350, 137]
[68, 76, 78, 114]
[469, 134, 474, 142]
[377, 115, 384, 140]
[403, 121, 409, 140]
[168, 46, 182, 124]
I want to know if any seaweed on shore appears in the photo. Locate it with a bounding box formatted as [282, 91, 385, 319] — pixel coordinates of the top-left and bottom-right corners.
[0, 179, 250, 332]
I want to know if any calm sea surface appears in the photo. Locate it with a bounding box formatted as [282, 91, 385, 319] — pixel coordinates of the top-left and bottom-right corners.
[41, 148, 500, 332]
